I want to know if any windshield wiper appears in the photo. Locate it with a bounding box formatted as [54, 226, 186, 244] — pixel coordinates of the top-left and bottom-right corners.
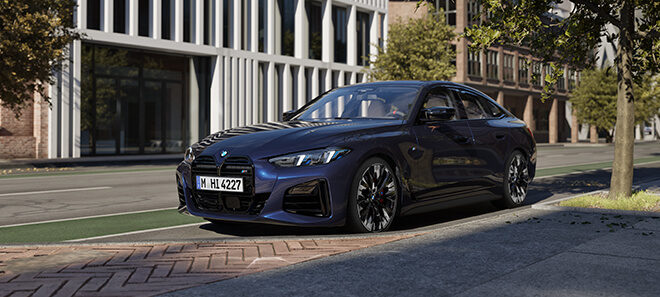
[333, 117, 352, 120]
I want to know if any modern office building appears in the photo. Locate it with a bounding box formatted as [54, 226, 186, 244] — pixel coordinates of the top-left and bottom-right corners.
[390, 0, 579, 143]
[0, 0, 388, 159]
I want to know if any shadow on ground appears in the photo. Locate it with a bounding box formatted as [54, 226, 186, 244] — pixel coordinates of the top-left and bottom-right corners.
[194, 166, 660, 237]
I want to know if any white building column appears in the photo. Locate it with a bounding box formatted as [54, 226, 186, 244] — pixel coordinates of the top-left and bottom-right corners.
[60, 50, 71, 157]
[72, 40, 82, 158]
[195, 0, 203, 44]
[215, 0, 223, 47]
[175, 0, 183, 42]
[382, 12, 388, 49]
[251, 0, 259, 51]
[267, 62, 277, 121]
[311, 67, 319, 98]
[231, 57, 239, 127]
[77, 0, 87, 29]
[238, 58, 246, 126]
[369, 12, 379, 64]
[152, 0, 161, 39]
[245, 59, 253, 124]
[223, 56, 231, 128]
[322, 0, 334, 62]
[103, 0, 114, 32]
[325, 69, 332, 92]
[233, 0, 242, 49]
[189, 60, 200, 144]
[129, 0, 138, 36]
[267, 0, 276, 54]
[210, 56, 224, 132]
[294, 0, 308, 59]
[338, 70, 345, 87]
[297, 66, 306, 108]
[282, 64, 293, 113]
[346, 5, 357, 66]
[252, 61, 260, 122]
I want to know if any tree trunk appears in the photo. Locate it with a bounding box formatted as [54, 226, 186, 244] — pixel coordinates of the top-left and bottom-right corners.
[609, 0, 635, 198]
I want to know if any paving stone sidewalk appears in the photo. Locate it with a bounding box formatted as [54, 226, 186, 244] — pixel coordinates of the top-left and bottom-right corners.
[0, 235, 416, 297]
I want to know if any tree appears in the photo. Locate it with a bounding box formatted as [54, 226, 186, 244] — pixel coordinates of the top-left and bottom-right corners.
[370, 7, 456, 81]
[0, 0, 80, 116]
[570, 69, 660, 142]
[462, 0, 660, 198]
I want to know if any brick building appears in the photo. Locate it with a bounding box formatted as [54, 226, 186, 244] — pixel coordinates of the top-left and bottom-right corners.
[390, 0, 584, 143]
[0, 93, 49, 159]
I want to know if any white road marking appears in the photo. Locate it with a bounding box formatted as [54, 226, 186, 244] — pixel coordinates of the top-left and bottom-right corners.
[0, 186, 112, 197]
[0, 207, 178, 228]
[64, 222, 205, 242]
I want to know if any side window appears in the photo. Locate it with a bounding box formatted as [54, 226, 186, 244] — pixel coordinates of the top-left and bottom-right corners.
[459, 92, 489, 120]
[478, 96, 506, 118]
[422, 88, 458, 120]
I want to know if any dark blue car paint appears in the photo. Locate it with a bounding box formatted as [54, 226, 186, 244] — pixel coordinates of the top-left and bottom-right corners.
[176, 81, 536, 227]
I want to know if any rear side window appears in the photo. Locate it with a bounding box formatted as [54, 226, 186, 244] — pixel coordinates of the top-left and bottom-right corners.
[478, 96, 506, 118]
[459, 92, 489, 119]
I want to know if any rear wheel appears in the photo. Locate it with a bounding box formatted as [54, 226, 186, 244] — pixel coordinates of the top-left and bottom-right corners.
[346, 158, 399, 233]
[494, 150, 530, 209]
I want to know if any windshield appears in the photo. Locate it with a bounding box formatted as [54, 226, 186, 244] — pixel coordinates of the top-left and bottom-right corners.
[293, 85, 421, 121]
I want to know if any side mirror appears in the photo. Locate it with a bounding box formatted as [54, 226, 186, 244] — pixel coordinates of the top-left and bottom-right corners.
[282, 110, 297, 121]
[421, 106, 456, 122]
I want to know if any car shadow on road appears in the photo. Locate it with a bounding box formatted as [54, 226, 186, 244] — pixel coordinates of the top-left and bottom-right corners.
[194, 166, 660, 237]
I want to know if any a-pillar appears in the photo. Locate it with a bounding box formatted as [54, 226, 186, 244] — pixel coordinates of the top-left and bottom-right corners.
[571, 106, 579, 143]
[523, 95, 535, 133]
[590, 125, 598, 143]
[548, 98, 559, 144]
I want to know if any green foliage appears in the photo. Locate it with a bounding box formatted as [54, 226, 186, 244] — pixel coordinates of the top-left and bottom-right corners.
[0, 0, 81, 116]
[570, 69, 660, 134]
[369, 8, 456, 81]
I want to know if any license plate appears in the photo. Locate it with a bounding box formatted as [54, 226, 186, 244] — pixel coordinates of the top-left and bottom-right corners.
[196, 176, 243, 192]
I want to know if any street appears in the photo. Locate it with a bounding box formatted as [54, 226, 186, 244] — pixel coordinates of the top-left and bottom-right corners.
[0, 142, 658, 242]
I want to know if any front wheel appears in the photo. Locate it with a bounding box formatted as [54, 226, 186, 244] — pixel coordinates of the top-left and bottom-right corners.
[493, 151, 530, 209]
[346, 158, 399, 233]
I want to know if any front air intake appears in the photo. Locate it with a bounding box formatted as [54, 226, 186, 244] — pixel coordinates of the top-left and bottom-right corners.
[283, 179, 331, 217]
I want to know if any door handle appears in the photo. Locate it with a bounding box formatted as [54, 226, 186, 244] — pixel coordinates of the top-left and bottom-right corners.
[495, 134, 506, 140]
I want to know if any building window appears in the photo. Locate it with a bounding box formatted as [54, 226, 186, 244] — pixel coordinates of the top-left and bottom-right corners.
[503, 54, 514, 82]
[204, 0, 213, 45]
[544, 64, 553, 87]
[114, 0, 127, 33]
[223, 0, 232, 47]
[278, 0, 295, 56]
[183, 0, 192, 42]
[259, 0, 266, 52]
[518, 57, 529, 85]
[162, 0, 172, 40]
[81, 44, 189, 155]
[531, 61, 542, 86]
[306, 1, 323, 60]
[557, 68, 566, 90]
[87, 0, 101, 30]
[356, 11, 371, 66]
[333, 6, 347, 63]
[468, 50, 481, 77]
[568, 69, 576, 90]
[436, 0, 457, 26]
[138, 0, 150, 37]
[467, 0, 480, 26]
[486, 50, 498, 80]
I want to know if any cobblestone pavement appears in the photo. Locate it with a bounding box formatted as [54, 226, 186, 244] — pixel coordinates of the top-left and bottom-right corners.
[0, 235, 416, 297]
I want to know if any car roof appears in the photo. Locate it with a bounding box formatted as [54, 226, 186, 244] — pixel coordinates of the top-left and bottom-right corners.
[351, 80, 487, 96]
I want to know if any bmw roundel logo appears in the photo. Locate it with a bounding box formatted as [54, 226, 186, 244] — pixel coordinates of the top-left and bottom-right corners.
[220, 150, 228, 157]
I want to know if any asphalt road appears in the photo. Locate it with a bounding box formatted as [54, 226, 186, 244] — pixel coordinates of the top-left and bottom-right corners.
[0, 142, 658, 237]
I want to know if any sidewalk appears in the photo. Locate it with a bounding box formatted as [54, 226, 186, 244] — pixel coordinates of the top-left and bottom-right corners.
[0, 154, 182, 169]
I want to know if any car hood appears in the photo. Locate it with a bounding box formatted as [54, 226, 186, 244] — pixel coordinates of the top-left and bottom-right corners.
[192, 119, 404, 160]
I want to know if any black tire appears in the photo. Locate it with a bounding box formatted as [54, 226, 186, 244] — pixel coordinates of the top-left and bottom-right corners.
[346, 157, 400, 233]
[493, 150, 530, 209]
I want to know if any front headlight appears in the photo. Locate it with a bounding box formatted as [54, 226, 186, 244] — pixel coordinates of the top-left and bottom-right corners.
[269, 148, 351, 167]
[184, 147, 195, 163]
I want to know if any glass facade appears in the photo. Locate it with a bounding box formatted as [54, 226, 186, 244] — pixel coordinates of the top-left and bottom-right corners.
[356, 11, 371, 66]
[518, 57, 529, 85]
[87, 0, 101, 30]
[467, 50, 481, 77]
[138, 0, 150, 36]
[162, 0, 172, 40]
[114, 0, 127, 33]
[437, 0, 457, 26]
[306, 1, 323, 60]
[279, 0, 296, 56]
[486, 50, 498, 80]
[81, 44, 190, 155]
[333, 6, 347, 63]
[531, 61, 542, 86]
[503, 54, 514, 82]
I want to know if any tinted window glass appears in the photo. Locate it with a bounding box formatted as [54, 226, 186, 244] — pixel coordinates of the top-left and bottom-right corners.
[423, 88, 458, 120]
[478, 96, 505, 118]
[460, 93, 489, 119]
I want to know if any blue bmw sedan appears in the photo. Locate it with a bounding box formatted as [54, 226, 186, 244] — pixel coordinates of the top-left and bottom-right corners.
[176, 81, 536, 232]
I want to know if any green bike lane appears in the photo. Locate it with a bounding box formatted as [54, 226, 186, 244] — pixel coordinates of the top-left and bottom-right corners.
[1, 156, 659, 245]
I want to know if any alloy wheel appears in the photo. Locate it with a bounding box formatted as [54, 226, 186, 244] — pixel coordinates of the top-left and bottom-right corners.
[508, 154, 530, 204]
[356, 163, 398, 232]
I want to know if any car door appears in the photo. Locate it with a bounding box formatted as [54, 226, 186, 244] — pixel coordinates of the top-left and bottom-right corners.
[455, 90, 512, 196]
[409, 86, 477, 201]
